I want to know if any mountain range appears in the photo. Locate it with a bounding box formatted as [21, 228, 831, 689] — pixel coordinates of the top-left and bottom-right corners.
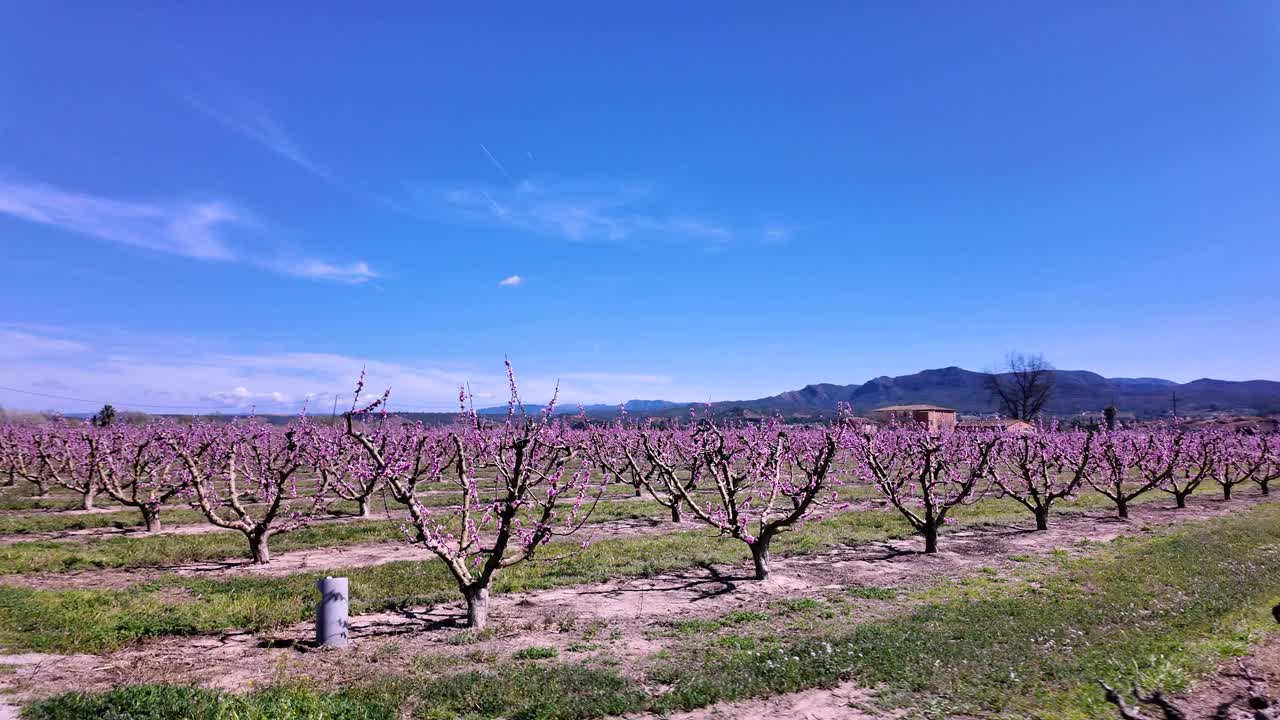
[478, 367, 1280, 420]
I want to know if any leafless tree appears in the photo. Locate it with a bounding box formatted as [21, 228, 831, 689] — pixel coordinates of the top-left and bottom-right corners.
[986, 351, 1057, 420]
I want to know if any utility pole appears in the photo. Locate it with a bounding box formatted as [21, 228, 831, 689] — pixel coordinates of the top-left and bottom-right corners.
[1170, 391, 1178, 418]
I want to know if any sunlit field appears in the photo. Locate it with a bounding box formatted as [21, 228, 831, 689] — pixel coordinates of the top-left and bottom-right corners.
[4, 3, 1278, 718]
[0, 413, 1276, 719]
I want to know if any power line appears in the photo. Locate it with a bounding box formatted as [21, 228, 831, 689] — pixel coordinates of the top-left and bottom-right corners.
[0, 384, 226, 410]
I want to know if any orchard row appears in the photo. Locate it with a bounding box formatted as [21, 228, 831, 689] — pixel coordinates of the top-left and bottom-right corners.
[0, 373, 1276, 627]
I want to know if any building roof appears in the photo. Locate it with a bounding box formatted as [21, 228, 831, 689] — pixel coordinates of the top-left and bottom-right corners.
[871, 404, 956, 413]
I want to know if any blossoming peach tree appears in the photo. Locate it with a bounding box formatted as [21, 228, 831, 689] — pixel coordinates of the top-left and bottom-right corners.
[987, 422, 1095, 531]
[344, 363, 606, 628]
[849, 424, 999, 553]
[639, 416, 846, 580]
[168, 418, 331, 563]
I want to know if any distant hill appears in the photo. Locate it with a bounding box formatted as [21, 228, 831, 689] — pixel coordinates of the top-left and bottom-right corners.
[475, 399, 681, 416]
[484, 367, 1280, 421]
[712, 368, 1280, 419]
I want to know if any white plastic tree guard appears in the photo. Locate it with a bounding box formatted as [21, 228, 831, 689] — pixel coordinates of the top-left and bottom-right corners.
[316, 576, 350, 648]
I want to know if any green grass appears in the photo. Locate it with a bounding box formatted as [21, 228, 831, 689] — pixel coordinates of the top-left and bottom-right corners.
[22, 666, 645, 720]
[0, 496, 83, 512]
[0, 488, 1252, 654]
[513, 646, 559, 660]
[0, 509, 925, 653]
[0, 508, 215, 536]
[20, 684, 396, 720]
[846, 585, 898, 601]
[667, 609, 769, 636]
[0, 492, 654, 544]
[0, 479, 1236, 577]
[20, 504, 1280, 719]
[0, 494, 885, 578]
[0, 483, 1171, 654]
[0, 486, 1260, 657]
[0, 511, 139, 536]
[0, 520, 409, 574]
[0, 497, 674, 575]
[649, 503, 1280, 718]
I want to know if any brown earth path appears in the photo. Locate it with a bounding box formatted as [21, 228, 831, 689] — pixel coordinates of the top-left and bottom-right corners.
[1, 493, 1271, 714]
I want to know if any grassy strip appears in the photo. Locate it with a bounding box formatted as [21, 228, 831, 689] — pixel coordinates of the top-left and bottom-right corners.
[20, 665, 644, 720]
[0, 476, 1230, 573]
[0, 511, 143, 536]
[0, 509, 917, 653]
[650, 502, 1280, 718]
[0, 489, 1082, 576]
[0, 509, 217, 536]
[0, 496, 671, 575]
[19, 505, 1280, 719]
[0, 496, 84, 513]
[0, 490, 1247, 653]
[20, 684, 397, 720]
[0, 521, 407, 574]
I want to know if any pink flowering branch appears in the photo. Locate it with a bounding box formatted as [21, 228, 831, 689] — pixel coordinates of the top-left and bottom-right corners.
[344, 362, 604, 628]
[850, 424, 999, 553]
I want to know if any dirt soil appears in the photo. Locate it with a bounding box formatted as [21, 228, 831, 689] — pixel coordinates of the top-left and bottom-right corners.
[1, 494, 1272, 716]
[626, 681, 899, 719]
[1159, 635, 1280, 719]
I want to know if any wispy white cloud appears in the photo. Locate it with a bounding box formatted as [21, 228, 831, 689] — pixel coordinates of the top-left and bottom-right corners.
[187, 97, 336, 184]
[0, 329, 89, 359]
[275, 259, 380, 284]
[0, 328, 697, 413]
[188, 97, 420, 219]
[0, 178, 379, 283]
[435, 177, 736, 244]
[498, 274, 523, 287]
[205, 386, 291, 407]
[0, 179, 238, 260]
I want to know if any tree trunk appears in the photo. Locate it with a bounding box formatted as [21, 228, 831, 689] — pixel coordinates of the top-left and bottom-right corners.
[1115, 497, 1128, 519]
[670, 503, 681, 523]
[922, 524, 939, 554]
[1, 472, 14, 488]
[750, 539, 772, 580]
[34, 479, 50, 497]
[1260, 479, 1271, 496]
[357, 497, 372, 518]
[1222, 484, 1232, 501]
[81, 488, 95, 511]
[1175, 492, 1187, 509]
[464, 585, 490, 629]
[249, 533, 271, 564]
[633, 484, 642, 497]
[1033, 506, 1049, 531]
[141, 507, 161, 533]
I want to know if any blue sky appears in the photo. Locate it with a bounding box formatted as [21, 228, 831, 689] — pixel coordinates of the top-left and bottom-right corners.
[2, 2, 1277, 413]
